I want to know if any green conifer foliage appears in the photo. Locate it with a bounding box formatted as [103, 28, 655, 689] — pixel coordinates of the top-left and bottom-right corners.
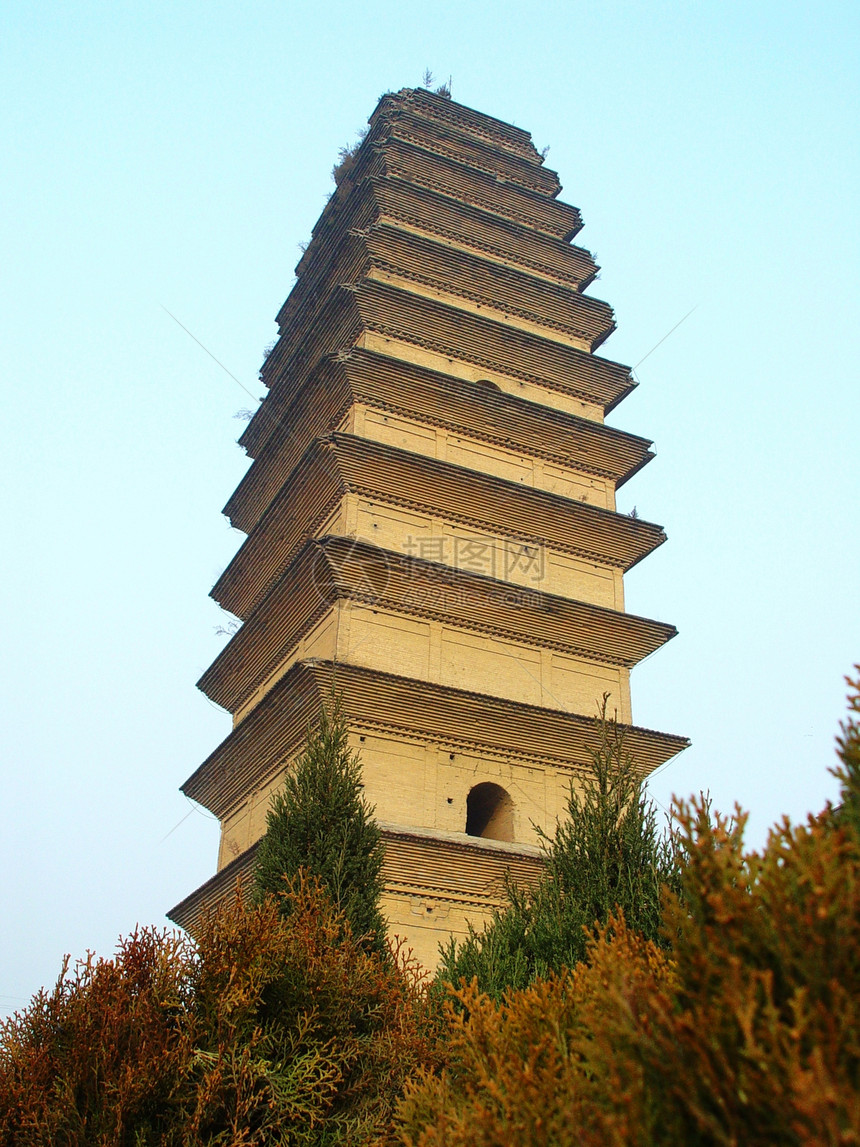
[438, 697, 680, 997]
[253, 696, 388, 954]
[833, 666, 860, 839]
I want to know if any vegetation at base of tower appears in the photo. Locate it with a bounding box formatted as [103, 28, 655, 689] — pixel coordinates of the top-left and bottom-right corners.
[437, 697, 682, 998]
[398, 669, 860, 1145]
[186, 878, 439, 1146]
[3, 674, 860, 1143]
[0, 876, 440, 1146]
[253, 695, 388, 955]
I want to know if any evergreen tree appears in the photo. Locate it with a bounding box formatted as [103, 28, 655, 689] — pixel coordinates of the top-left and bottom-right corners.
[833, 665, 860, 839]
[438, 697, 681, 997]
[253, 695, 388, 954]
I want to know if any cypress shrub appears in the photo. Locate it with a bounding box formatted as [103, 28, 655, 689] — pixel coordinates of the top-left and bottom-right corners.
[253, 695, 387, 954]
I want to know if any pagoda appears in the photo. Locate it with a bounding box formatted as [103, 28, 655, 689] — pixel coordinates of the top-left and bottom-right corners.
[169, 88, 688, 967]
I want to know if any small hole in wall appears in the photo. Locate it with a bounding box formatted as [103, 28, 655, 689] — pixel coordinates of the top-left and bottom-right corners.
[359, 736, 366, 742]
[426, 906, 433, 913]
[449, 753, 455, 760]
[447, 797, 453, 804]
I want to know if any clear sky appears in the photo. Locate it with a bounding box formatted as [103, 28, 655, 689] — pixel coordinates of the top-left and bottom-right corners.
[1, 0, 858, 1015]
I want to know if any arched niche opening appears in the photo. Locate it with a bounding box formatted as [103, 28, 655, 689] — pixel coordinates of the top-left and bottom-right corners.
[465, 782, 514, 842]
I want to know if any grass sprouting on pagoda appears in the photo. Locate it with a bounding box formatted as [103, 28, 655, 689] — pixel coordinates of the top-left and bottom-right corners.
[169, 87, 688, 967]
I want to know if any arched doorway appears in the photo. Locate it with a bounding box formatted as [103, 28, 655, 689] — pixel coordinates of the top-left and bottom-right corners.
[466, 782, 514, 842]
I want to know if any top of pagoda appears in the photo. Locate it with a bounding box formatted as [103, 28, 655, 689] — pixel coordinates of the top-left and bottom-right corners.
[372, 87, 544, 167]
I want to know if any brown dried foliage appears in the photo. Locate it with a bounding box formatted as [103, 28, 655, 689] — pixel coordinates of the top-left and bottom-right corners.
[0, 875, 439, 1146]
[0, 928, 195, 1145]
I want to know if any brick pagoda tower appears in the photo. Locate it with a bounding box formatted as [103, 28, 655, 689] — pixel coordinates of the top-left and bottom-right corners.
[169, 88, 687, 967]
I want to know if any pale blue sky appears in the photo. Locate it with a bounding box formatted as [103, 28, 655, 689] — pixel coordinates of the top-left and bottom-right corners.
[1, 1, 858, 1013]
